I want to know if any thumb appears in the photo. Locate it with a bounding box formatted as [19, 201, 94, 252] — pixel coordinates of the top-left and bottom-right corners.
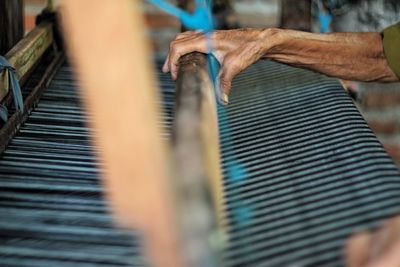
[345, 231, 372, 267]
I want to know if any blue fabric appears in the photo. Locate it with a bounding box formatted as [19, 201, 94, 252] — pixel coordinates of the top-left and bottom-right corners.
[0, 56, 24, 113]
[0, 104, 8, 123]
[148, 0, 222, 105]
[319, 12, 332, 33]
[147, 0, 213, 32]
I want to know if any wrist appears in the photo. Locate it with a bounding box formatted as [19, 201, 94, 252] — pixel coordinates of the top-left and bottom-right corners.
[259, 28, 285, 57]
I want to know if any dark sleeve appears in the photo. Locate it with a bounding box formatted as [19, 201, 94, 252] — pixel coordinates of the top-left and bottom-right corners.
[382, 22, 400, 79]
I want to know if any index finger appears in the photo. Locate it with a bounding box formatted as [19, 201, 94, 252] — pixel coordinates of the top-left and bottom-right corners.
[169, 33, 209, 79]
[345, 231, 372, 267]
[162, 31, 201, 73]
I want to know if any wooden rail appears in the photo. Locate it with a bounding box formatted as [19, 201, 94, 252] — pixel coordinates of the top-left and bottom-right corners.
[172, 52, 226, 266]
[171, 1, 232, 265]
[1, 23, 53, 101]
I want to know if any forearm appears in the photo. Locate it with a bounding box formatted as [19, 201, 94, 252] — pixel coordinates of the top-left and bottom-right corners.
[264, 29, 399, 82]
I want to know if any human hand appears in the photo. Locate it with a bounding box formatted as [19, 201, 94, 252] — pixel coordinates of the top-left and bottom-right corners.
[345, 215, 400, 267]
[163, 28, 276, 103]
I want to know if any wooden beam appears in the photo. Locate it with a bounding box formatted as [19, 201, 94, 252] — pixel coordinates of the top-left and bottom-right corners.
[60, 2, 185, 267]
[5, 23, 54, 80]
[0, 23, 53, 102]
[172, 52, 227, 266]
[171, 2, 231, 265]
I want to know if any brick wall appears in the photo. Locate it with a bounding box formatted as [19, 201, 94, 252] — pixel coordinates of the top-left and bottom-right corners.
[355, 83, 400, 166]
[24, 0, 47, 32]
[140, 1, 181, 56]
[23, 0, 181, 56]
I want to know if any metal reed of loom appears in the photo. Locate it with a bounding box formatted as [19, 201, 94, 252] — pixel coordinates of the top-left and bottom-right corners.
[0, 17, 144, 267]
[0, 60, 144, 267]
[2, 11, 400, 267]
[218, 61, 400, 267]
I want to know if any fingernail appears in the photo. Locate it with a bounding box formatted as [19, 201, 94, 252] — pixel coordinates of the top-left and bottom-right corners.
[221, 93, 229, 105]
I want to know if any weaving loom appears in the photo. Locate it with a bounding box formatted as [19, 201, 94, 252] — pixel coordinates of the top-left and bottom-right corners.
[2, 5, 400, 267]
[1, 52, 400, 267]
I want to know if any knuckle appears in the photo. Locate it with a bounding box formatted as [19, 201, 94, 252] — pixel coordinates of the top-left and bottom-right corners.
[223, 63, 239, 79]
[170, 42, 180, 54]
[169, 40, 177, 50]
[170, 46, 181, 59]
[219, 69, 231, 84]
[229, 60, 241, 71]
[175, 32, 185, 39]
[220, 78, 231, 88]
[223, 53, 237, 65]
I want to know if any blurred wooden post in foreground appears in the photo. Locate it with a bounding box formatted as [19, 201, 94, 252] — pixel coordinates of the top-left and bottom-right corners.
[61, 1, 185, 267]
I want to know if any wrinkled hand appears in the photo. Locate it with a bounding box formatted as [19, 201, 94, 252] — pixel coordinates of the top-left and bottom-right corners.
[163, 29, 272, 103]
[345, 215, 400, 267]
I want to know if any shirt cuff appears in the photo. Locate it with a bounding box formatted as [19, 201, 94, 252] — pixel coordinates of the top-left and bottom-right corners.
[382, 22, 400, 79]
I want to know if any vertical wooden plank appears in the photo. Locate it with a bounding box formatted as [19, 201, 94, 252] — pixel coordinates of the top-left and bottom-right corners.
[61, 1, 185, 267]
[178, 0, 238, 29]
[281, 0, 311, 31]
[0, 0, 24, 55]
